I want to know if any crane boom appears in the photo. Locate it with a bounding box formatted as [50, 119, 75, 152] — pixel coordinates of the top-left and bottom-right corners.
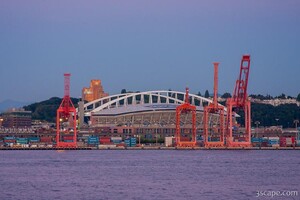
[233, 55, 250, 107]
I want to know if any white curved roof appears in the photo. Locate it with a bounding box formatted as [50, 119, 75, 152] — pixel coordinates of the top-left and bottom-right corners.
[81, 90, 225, 117]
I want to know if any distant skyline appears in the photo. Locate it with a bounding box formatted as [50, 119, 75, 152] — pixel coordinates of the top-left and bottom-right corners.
[0, 0, 299, 103]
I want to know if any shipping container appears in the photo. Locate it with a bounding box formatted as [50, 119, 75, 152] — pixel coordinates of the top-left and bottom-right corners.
[16, 138, 28, 144]
[40, 137, 53, 143]
[279, 137, 287, 147]
[4, 136, 15, 140]
[111, 140, 122, 144]
[88, 136, 99, 145]
[123, 138, 137, 147]
[251, 138, 262, 143]
[111, 137, 122, 141]
[165, 137, 175, 147]
[268, 138, 279, 145]
[111, 137, 122, 144]
[28, 137, 40, 142]
[63, 140, 74, 143]
[125, 139, 131, 147]
[268, 137, 280, 140]
[4, 139, 16, 143]
[100, 136, 111, 144]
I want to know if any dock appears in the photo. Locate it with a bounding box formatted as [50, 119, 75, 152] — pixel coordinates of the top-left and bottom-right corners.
[0, 147, 300, 150]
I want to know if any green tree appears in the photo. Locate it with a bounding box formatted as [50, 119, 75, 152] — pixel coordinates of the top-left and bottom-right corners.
[297, 93, 300, 102]
[204, 90, 210, 98]
[121, 89, 127, 94]
[197, 92, 202, 97]
[276, 93, 286, 99]
[221, 92, 231, 98]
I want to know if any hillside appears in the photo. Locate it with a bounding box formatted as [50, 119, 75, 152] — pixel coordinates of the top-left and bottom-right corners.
[23, 97, 80, 122]
[237, 103, 300, 128]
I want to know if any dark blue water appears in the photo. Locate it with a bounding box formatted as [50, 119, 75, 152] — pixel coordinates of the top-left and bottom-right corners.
[0, 150, 299, 200]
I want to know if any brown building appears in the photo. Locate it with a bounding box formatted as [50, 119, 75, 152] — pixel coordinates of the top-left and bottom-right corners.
[82, 80, 108, 102]
[1, 108, 32, 128]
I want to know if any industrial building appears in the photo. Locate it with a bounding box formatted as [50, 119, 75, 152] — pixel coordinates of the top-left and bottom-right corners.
[0, 108, 32, 128]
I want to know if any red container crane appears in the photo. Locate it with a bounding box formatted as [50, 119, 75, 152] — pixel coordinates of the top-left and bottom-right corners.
[56, 73, 77, 148]
[203, 62, 225, 147]
[175, 88, 197, 147]
[226, 55, 252, 147]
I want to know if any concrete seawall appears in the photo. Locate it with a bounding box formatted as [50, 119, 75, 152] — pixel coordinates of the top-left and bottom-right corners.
[1, 147, 300, 150]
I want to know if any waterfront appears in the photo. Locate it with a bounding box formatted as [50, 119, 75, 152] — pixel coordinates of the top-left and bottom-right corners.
[0, 150, 299, 200]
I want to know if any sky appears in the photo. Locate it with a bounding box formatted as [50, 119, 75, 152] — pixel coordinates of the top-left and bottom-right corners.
[0, 0, 299, 103]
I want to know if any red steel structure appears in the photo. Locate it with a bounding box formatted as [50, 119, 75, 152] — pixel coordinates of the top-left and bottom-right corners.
[175, 88, 196, 147]
[56, 73, 77, 147]
[226, 55, 251, 147]
[204, 62, 225, 147]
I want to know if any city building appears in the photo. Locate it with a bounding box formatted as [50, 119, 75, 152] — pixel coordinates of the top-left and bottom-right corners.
[82, 80, 108, 102]
[0, 108, 32, 128]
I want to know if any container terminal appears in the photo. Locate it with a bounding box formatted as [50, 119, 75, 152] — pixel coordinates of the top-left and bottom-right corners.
[0, 55, 300, 150]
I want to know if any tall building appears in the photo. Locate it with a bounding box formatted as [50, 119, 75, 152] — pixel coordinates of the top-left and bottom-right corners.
[82, 80, 108, 102]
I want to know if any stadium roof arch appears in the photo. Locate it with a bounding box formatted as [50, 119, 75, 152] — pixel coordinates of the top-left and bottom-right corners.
[79, 91, 229, 127]
[82, 90, 219, 117]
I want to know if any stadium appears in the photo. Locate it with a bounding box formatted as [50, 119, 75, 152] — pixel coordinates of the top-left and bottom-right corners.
[79, 90, 224, 138]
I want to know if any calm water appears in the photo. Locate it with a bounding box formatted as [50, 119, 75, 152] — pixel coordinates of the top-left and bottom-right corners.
[0, 150, 299, 200]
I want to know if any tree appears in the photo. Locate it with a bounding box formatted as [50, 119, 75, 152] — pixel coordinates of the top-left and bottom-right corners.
[276, 93, 286, 99]
[221, 92, 231, 99]
[266, 94, 273, 100]
[121, 89, 127, 94]
[204, 90, 210, 98]
[197, 92, 202, 97]
[297, 93, 300, 102]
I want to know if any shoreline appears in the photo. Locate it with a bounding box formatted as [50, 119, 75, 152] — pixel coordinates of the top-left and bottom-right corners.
[1, 147, 300, 150]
